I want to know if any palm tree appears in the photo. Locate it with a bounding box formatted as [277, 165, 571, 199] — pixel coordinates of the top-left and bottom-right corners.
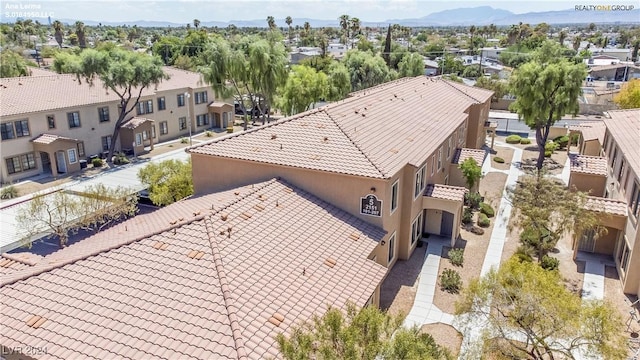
[339, 14, 350, 45]
[469, 25, 476, 54]
[193, 19, 200, 29]
[559, 30, 567, 46]
[53, 20, 64, 48]
[573, 35, 582, 51]
[319, 31, 329, 57]
[349, 17, 361, 49]
[285, 16, 293, 43]
[507, 25, 519, 45]
[75, 21, 86, 48]
[266, 16, 276, 30]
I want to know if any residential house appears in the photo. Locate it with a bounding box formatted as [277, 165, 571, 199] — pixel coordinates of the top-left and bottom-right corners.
[584, 54, 621, 68]
[188, 76, 493, 269]
[0, 67, 233, 184]
[570, 109, 640, 297]
[480, 46, 506, 60]
[289, 46, 322, 64]
[0, 179, 387, 359]
[588, 63, 640, 82]
[327, 43, 348, 59]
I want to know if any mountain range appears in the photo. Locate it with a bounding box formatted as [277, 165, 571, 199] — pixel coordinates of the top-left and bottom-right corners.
[5, 6, 639, 27]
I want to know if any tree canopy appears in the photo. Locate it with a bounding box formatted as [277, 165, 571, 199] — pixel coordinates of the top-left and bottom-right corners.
[459, 158, 482, 192]
[137, 159, 194, 206]
[343, 50, 393, 91]
[276, 65, 328, 116]
[0, 50, 31, 78]
[277, 302, 452, 360]
[613, 78, 640, 109]
[398, 52, 425, 78]
[508, 41, 587, 170]
[455, 257, 626, 360]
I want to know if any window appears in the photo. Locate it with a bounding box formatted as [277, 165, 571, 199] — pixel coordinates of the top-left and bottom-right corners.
[196, 114, 210, 127]
[179, 117, 187, 131]
[411, 213, 423, 245]
[617, 238, 630, 275]
[617, 158, 625, 181]
[98, 107, 110, 122]
[6, 153, 36, 174]
[14, 120, 29, 137]
[177, 94, 185, 107]
[447, 138, 452, 158]
[102, 136, 112, 151]
[151, 125, 156, 138]
[437, 147, 443, 171]
[414, 165, 426, 198]
[1, 123, 15, 140]
[135, 133, 142, 146]
[458, 126, 464, 145]
[136, 101, 152, 115]
[194, 91, 208, 104]
[610, 146, 618, 169]
[388, 232, 396, 263]
[67, 149, 77, 164]
[145, 100, 153, 114]
[160, 121, 168, 135]
[67, 112, 81, 128]
[431, 155, 435, 176]
[47, 115, 56, 129]
[630, 181, 640, 219]
[157, 97, 166, 111]
[77, 142, 85, 157]
[390, 180, 399, 213]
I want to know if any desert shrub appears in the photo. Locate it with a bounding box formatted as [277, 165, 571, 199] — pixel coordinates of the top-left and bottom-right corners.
[0, 185, 18, 199]
[493, 156, 505, 163]
[544, 150, 553, 157]
[505, 135, 522, 144]
[440, 269, 462, 293]
[477, 213, 490, 227]
[91, 158, 103, 168]
[448, 248, 464, 267]
[113, 152, 130, 165]
[205, 131, 213, 137]
[480, 202, 495, 218]
[462, 207, 474, 224]
[470, 226, 485, 235]
[180, 137, 188, 144]
[540, 255, 560, 271]
[570, 133, 580, 146]
[514, 246, 534, 263]
[520, 138, 532, 144]
[553, 135, 569, 149]
[545, 141, 559, 152]
[465, 192, 482, 209]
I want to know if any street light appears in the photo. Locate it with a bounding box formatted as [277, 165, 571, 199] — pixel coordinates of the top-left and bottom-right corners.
[185, 92, 192, 146]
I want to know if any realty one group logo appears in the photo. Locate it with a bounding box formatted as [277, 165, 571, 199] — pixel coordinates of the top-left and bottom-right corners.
[574, 4, 635, 10]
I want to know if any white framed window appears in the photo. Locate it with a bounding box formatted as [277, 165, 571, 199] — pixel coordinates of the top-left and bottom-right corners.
[390, 180, 399, 214]
[411, 213, 423, 245]
[194, 91, 208, 104]
[67, 149, 77, 164]
[437, 147, 443, 171]
[447, 138, 452, 158]
[458, 126, 464, 145]
[617, 237, 630, 277]
[179, 117, 187, 130]
[102, 136, 112, 151]
[177, 93, 185, 107]
[431, 155, 435, 175]
[414, 165, 426, 199]
[67, 112, 81, 128]
[135, 133, 142, 146]
[388, 232, 396, 263]
[160, 121, 168, 135]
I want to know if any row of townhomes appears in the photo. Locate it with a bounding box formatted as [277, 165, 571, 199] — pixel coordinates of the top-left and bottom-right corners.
[570, 109, 640, 298]
[0, 76, 496, 359]
[0, 67, 234, 184]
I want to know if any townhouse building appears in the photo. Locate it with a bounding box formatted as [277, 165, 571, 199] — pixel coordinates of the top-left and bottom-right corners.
[188, 76, 493, 268]
[0, 67, 233, 184]
[570, 109, 640, 297]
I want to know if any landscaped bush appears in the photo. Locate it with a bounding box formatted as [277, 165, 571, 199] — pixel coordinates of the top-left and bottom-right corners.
[464, 192, 482, 209]
[440, 269, 462, 293]
[480, 202, 495, 218]
[493, 156, 505, 163]
[520, 138, 532, 145]
[540, 255, 560, 271]
[477, 213, 490, 227]
[570, 133, 580, 146]
[448, 248, 464, 267]
[180, 137, 188, 144]
[113, 152, 130, 165]
[0, 185, 18, 199]
[545, 141, 559, 152]
[505, 135, 522, 144]
[462, 207, 473, 224]
[514, 246, 534, 263]
[91, 158, 103, 168]
[205, 131, 213, 137]
[227, 126, 234, 133]
[553, 135, 570, 149]
[544, 150, 553, 157]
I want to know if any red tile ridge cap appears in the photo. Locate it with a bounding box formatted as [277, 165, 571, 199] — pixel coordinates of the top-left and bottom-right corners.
[203, 217, 249, 360]
[0, 252, 40, 267]
[1, 179, 279, 288]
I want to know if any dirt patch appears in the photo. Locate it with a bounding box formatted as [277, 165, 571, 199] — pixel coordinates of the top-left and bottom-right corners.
[421, 323, 462, 357]
[604, 266, 640, 336]
[489, 146, 513, 171]
[555, 232, 585, 295]
[379, 245, 426, 317]
[480, 173, 508, 207]
[519, 146, 567, 175]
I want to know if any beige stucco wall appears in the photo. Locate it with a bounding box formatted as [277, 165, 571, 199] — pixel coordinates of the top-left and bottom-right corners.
[593, 226, 619, 255]
[581, 140, 602, 157]
[465, 100, 491, 149]
[548, 126, 568, 140]
[422, 196, 462, 246]
[568, 172, 606, 197]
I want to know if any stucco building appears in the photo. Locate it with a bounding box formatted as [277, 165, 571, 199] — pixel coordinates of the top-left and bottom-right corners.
[188, 76, 493, 268]
[0, 67, 233, 184]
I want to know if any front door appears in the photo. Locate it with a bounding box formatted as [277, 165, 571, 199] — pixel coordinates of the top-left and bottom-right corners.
[40, 152, 51, 174]
[578, 230, 596, 252]
[55, 151, 66, 174]
[441, 211, 454, 237]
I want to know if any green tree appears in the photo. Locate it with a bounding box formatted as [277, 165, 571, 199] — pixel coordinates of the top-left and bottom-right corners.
[398, 52, 424, 77]
[437, 53, 464, 75]
[53, 47, 168, 164]
[0, 50, 30, 78]
[459, 158, 482, 192]
[247, 38, 289, 124]
[266, 16, 276, 30]
[276, 65, 328, 115]
[474, 75, 508, 103]
[349, 17, 361, 48]
[326, 62, 351, 101]
[339, 14, 350, 45]
[193, 19, 200, 29]
[52, 20, 64, 48]
[343, 50, 393, 91]
[277, 302, 451, 360]
[462, 65, 482, 79]
[285, 16, 293, 43]
[613, 78, 640, 109]
[16, 185, 138, 249]
[75, 21, 86, 48]
[508, 41, 587, 170]
[456, 257, 626, 360]
[138, 159, 194, 206]
[508, 175, 602, 262]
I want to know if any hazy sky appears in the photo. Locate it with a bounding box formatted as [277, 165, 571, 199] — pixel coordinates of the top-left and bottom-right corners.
[1, 0, 632, 23]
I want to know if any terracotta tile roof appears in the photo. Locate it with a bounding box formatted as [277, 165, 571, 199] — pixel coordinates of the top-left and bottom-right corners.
[569, 154, 608, 176]
[453, 148, 486, 166]
[122, 117, 154, 130]
[425, 184, 468, 201]
[569, 121, 606, 143]
[1, 179, 386, 359]
[31, 133, 80, 145]
[0, 67, 206, 117]
[0, 252, 41, 276]
[604, 109, 640, 177]
[189, 77, 493, 179]
[585, 196, 628, 216]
